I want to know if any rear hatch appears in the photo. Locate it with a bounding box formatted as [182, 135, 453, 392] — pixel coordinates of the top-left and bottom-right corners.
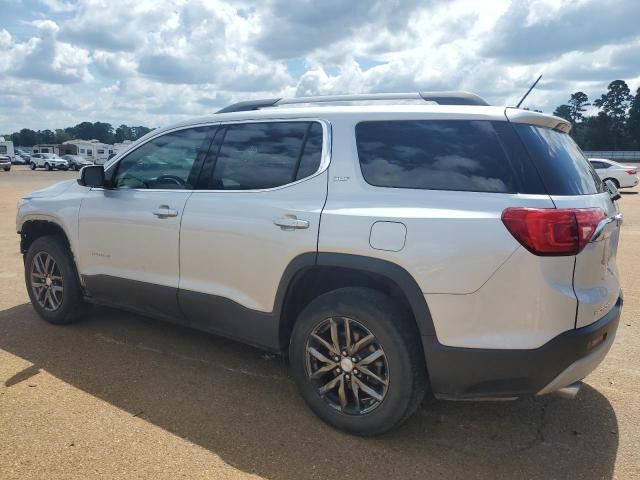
[506, 109, 622, 328]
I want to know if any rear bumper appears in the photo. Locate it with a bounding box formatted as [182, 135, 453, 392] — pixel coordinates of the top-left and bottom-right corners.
[424, 294, 622, 399]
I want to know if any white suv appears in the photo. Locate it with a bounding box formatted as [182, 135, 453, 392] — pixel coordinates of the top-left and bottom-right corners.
[16, 92, 623, 435]
[30, 153, 69, 171]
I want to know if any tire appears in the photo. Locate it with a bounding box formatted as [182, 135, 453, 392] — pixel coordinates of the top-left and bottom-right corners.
[45, 163, 52, 171]
[30, 163, 36, 170]
[3, 167, 9, 172]
[24, 235, 89, 325]
[290, 287, 427, 436]
[604, 178, 620, 189]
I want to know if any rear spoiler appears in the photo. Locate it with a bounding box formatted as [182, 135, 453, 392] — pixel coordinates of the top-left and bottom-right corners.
[504, 108, 571, 134]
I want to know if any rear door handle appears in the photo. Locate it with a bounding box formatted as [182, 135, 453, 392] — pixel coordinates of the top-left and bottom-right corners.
[152, 205, 179, 218]
[274, 214, 310, 230]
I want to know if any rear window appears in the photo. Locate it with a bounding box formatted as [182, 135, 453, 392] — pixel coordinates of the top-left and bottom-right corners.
[356, 120, 521, 193]
[514, 125, 605, 195]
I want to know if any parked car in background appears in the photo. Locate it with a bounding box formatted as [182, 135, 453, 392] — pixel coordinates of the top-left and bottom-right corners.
[0, 154, 11, 171]
[589, 158, 639, 189]
[30, 153, 69, 171]
[61, 154, 93, 171]
[16, 92, 623, 436]
[11, 155, 27, 165]
[15, 149, 31, 164]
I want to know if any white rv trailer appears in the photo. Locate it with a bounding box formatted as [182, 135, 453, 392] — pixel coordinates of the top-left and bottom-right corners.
[0, 137, 15, 161]
[62, 139, 114, 165]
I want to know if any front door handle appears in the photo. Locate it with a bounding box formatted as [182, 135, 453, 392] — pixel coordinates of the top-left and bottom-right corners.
[274, 214, 310, 230]
[152, 205, 179, 218]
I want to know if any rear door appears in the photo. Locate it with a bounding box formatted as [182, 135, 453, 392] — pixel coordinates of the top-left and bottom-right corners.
[512, 122, 621, 328]
[178, 120, 329, 349]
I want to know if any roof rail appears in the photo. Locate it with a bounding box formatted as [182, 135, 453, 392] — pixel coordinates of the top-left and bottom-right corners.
[216, 91, 490, 114]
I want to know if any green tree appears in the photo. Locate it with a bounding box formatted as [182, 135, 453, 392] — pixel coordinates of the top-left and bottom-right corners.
[553, 104, 572, 123]
[627, 87, 640, 149]
[593, 80, 633, 149]
[580, 113, 614, 150]
[114, 124, 132, 143]
[54, 129, 71, 144]
[568, 91, 589, 123]
[40, 129, 55, 143]
[17, 128, 38, 146]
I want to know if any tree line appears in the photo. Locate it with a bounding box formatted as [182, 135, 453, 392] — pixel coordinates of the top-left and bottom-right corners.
[553, 80, 640, 151]
[3, 122, 154, 147]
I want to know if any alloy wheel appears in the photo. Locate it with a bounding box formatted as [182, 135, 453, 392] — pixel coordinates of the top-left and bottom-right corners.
[305, 317, 389, 415]
[30, 252, 64, 311]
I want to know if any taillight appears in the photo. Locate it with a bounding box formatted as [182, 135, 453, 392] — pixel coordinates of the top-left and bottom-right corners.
[625, 169, 637, 175]
[501, 208, 606, 256]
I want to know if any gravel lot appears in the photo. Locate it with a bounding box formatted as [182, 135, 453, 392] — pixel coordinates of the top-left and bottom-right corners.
[1, 165, 639, 480]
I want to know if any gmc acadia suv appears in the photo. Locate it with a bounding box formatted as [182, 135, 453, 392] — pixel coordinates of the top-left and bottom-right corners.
[17, 92, 623, 436]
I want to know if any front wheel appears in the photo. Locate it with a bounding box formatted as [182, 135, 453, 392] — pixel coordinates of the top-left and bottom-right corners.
[24, 235, 89, 324]
[30, 163, 36, 170]
[3, 167, 9, 172]
[290, 287, 427, 436]
[45, 163, 52, 171]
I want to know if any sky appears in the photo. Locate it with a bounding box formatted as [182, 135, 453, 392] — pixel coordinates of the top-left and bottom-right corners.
[0, 0, 639, 133]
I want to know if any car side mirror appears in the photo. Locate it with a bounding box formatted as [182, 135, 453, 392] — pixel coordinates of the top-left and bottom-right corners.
[604, 179, 621, 201]
[77, 165, 105, 188]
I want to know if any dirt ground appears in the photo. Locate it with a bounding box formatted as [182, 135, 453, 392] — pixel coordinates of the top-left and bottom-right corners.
[1, 165, 639, 479]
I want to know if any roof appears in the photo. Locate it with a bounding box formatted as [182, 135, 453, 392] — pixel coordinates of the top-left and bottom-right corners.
[118, 93, 571, 157]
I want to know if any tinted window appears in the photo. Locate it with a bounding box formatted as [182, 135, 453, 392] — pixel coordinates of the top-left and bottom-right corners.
[296, 122, 323, 180]
[211, 121, 322, 190]
[113, 127, 210, 189]
[590, 161, 606, 169]
[515, 125, 604, 195]
[356, 120, 518, 193]
[0, 146, 6, 154]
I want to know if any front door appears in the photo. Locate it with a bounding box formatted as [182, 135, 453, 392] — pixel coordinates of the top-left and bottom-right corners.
[78, 125, 215, 319]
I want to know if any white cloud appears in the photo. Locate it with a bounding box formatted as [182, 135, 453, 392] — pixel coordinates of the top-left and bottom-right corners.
[0, 0, 639, 133]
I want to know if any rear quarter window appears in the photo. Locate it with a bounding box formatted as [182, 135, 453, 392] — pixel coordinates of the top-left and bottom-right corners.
[514, 125, 605, 195]
[356, 120, 522, 193]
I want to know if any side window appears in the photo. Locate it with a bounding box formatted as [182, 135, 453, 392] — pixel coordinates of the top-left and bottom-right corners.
[590, 161, 604, 169]
[210, 121, 322, 190]
[356, 120, 518, 193]
[113, 127, 210, 190]
[296, 122, 323, 180]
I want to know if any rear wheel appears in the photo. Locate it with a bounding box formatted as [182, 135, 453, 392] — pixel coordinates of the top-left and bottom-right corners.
[24, 235, 89, 325]
[604, 178, 620, 188]
[45, 163, 52, 171]
[290, 287, 427, 436]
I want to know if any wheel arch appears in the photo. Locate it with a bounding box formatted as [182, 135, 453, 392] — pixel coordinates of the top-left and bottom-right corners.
[20, 218, 72, 255]
[276, 253, 436, 353]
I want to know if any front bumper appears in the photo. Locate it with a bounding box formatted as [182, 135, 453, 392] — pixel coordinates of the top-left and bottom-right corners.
[423, 295, 622, 399]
